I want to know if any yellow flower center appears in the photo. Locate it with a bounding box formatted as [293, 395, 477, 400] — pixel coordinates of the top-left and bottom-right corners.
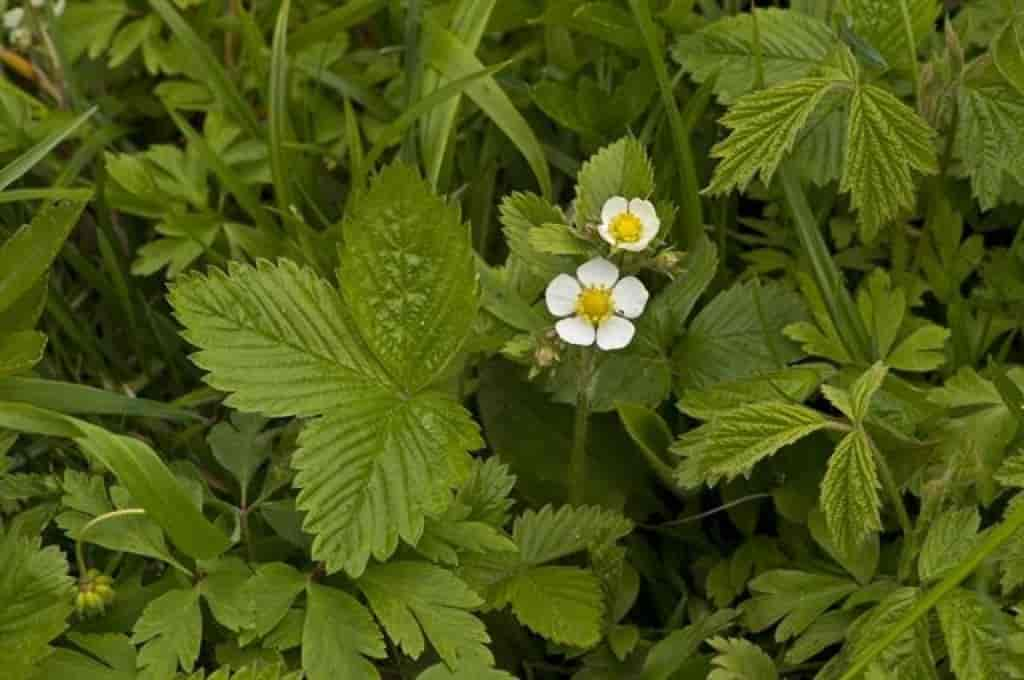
[576, 286, 614, 325]
[610, 212, 643, 243]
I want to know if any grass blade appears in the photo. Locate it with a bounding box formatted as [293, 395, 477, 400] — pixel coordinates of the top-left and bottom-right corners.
[627, 0, 703, 247]
[269, 0, 294, 213]
[0, 106, 95, 191]
[0, 377, 197, 420]
[420, 0, 496, 188]
[289, 0, 387, 53]
[424, 19, 552, 199]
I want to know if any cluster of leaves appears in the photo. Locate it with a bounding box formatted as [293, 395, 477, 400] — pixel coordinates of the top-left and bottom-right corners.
[2, 1, 1024, 679]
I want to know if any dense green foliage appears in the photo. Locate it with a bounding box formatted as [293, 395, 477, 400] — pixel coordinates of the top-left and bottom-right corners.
[2, 0, 1024, 678]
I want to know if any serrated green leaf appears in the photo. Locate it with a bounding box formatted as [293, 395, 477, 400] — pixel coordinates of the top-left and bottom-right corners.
[843, 0, 940, 72]
[821, 429, 883, 559]
[785, 609, 856, 665]
[679, 364, 833, 420]
[886, 325, 949, 372]
[296, 389, 481, 576]
[574, 137, 655, 226]
[808, 508, 880, 585]
[998, 453, 1024, 488]
[527, 224, 589, 256]
[340, 163, 477, 392]
[673, 401, 828, 487]
[672, 280, 808, 392]
[839, 587, 939, 680]
[937, 587, 1024, 680]
[708, 637, 778, 680]
[358, 561, 491, 667]
[643, 235, 718, 350]
[706, 77, 838, 195]
[499, 192, 571, 284]
[0, 528, 74, 680]
[207, 412, 270, 497]
[493, 565, 604, 648]
[673, 8, 835, 104]
[995, 14, 1024, 96]
[741, 570, 857, 642]
[957, 60, 1024, 209]
[512, 504, 633, 566]
[242, 563, 307, 643]
[199, 557, 253, 633]
[302, 583, 386, 680]
[918, 508, 980, 583]
[417, 663, 516, 679]
[640, 609, 738, 680]
[133, 588, 203, 679]
[842, 84, 938, 242]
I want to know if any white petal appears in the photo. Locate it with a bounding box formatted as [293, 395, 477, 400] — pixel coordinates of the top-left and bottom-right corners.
[54, 0, 65, 15]
[629, 198, 657, 222]
[601, 196, 629, 225]
[4, 8, 23, 29]
[612, 276, 649, 319]
[576, 257, 619, 288]
[545, 273, 581, 317]
[597, 220, 616, 247]
[596, 317, 635, 350]
[556, 316, 596, 346]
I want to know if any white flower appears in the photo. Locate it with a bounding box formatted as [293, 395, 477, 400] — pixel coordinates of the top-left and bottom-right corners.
[3, 7, 23, 29]
[597, 196, 660, 252]
[545, 257, 649, 351]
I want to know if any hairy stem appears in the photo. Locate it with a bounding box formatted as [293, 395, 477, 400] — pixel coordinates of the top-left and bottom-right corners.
[569, 349, 595, 506]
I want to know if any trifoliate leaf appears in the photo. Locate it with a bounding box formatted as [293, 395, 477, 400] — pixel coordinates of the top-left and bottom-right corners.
[340, 163, 478, 392]
[708, 637, 778, 680]
[673, 8, 835, 104]
[493, 565, 604, 649]
[937, 588, 1024, 679]
[0, 528, 74, 680]
[358, 561, 492, 668]
[133, 588, 203, 679]
[918, 508, 980, 583]
[172, 256, 483, 576]
[302, 584, 385, 680]
[956, 60, 1024, 210]
[741, 570, 857, 642]
[673, 402, 829, 487]
[820, 429, 882, 558]
[706, 77, 840, 195]
[842, 0, 940, 72]
[574, 137, 654, 227]
[672, 280, 808, 392]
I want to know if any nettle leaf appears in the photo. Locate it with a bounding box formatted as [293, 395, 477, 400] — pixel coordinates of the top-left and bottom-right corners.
[133, 588, 203, 679]
[673, 401, 829, 487]
[918, 508, 980, 583]
[706, 77, 839, 195]
[357, 561, 492, 668]
[171, 165, 483, 577]
[302, 584, 386, 680]
[842, 83, 938, 242]
[843, 0, 940, 72]
[956, 60, 1024, 210]
[0, 528, 74, 679]
[340, 163, 477, 392]
[741, 570, 857, 642]
[937, 588, 1024, 679]
[574, 137, 655, 227]
[672, 280, 808, 392]
[673, 8, 835, 104]
[708, 637, 778, 680]
[820, 428, 882, 559]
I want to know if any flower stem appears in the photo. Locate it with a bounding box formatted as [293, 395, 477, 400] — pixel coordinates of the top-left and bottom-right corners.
[75, 508, 147, 576]
[569, 349, 596, 506]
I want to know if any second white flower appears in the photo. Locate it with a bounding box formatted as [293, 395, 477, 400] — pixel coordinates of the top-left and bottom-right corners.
[545, 257, 649, 351]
